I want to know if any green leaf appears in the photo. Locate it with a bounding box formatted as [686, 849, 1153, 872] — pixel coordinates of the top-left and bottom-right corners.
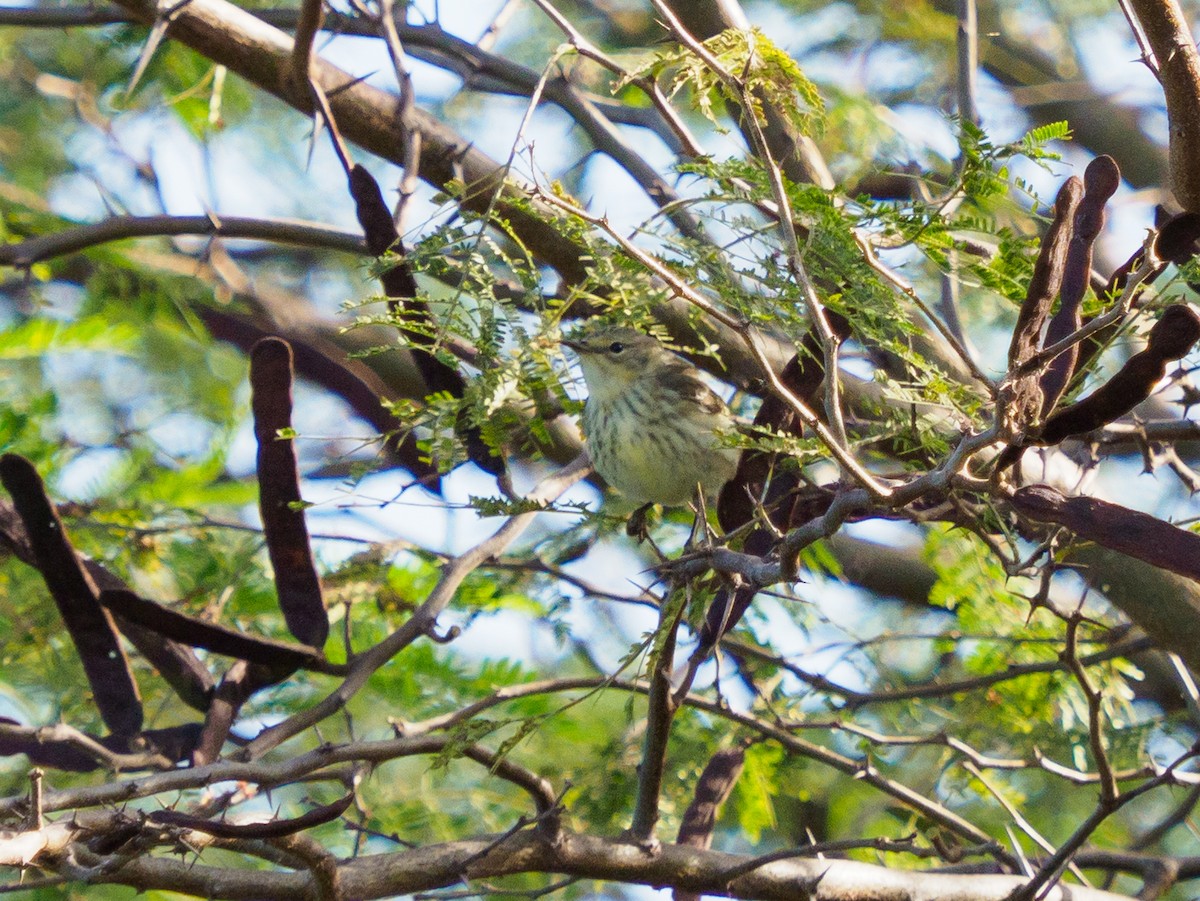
[0, 316, 138, 358]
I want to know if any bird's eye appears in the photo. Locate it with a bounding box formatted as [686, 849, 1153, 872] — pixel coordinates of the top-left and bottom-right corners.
[608, 342, 625, 354]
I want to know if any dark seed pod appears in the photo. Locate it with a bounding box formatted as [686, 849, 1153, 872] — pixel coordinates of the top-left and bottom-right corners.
[348, 164, 504, 475]
[99, 589, 324, 671]
[1040, 156, 1120, 415]
[1036, 304, 1200, 446]
[999, 178, 1083, 437]
[1059, 211, 1200, 407]
[1008, 178, 1083, 371]
[251, 338, 329, 650]
[0, 455, 143, 738]
[676, 746, 745, 862]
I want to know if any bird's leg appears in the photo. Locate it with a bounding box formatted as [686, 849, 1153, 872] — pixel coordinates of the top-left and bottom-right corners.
[626, 502, 655, 541]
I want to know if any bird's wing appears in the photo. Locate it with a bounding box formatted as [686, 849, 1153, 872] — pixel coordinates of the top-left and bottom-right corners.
[658, 361, 729, 417]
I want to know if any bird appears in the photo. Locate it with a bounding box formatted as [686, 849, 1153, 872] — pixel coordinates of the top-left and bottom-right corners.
[562, 325, 740, 508]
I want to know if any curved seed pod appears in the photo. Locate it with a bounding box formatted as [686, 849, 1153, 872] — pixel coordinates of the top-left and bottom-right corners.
[675, 745, 746, 901]
[251, 338, 330, 649]
[0, 455, 142, 738]
[1035, 304, 1200, 446]
[1008, 178, 1083, 370]
[99, 589, 325, 671]
[999, 178, 1082, 437]
[191, 657, 297, 766]
[194, 337, 323, 772]
[1062, 211, 1200, 403]
[1013, 485, 1200, 586]
[348, 164, 504, 476]
[1040, 156, 1120, 414]
[0, 498, 213, 712]
[1154, 211, 1200, 271]
[193, 660, 265, 766]
[998, 178, 1083, 444]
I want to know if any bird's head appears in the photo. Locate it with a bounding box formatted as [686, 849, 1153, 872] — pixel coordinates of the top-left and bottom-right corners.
[561, 326, 670, 401]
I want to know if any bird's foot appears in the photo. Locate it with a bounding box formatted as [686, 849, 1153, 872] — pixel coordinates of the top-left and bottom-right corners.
[626, 502, 655, 541]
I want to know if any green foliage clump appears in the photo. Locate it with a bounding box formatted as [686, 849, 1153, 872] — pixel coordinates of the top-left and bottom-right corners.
[626, 27, 826, 137]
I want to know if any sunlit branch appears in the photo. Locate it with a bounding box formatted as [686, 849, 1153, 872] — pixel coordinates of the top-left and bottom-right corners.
[525, 0, 705, 159]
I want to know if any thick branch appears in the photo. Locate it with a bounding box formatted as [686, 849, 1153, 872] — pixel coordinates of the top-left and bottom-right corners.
[89, 828, 1139, 901]
[1127, 0, 1200, 209]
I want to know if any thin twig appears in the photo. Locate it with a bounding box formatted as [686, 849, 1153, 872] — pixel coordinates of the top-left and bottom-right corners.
[962, 760, 1091, 886]
[955, 0, 979, 125]
[476, 0, 519, 52]
[375, 0, 421, 227]
[403, 676, 1017, 856]
[1062, 615, 1118, 803]
[629, 589, 686, 842]
[649, 1, 851, 450]
[26, 769, 43, 831]
[290, 0, 324, 94]
[308, 79, 354, 175]
[1017, 231, 1161, 376]
[716, 834, 956, 883]
[1117, 0, 1159, 78]
[1167, 653, 1200, 727]
[856, 231, 993, 392]
[1011, 744, 1200, 901]
[527, 0, 705, 159]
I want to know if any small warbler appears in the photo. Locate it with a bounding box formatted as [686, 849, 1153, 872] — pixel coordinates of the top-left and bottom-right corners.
[563, 325, 740, 507]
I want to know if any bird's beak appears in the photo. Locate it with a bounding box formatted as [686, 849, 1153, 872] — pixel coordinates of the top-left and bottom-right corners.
[561, 338, 585, 353]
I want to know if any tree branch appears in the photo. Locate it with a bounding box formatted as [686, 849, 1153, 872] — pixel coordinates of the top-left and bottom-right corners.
[87, 827, 1141, 901]
[0, 214, 365, 269]
[1126, 0, 1200, 210]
